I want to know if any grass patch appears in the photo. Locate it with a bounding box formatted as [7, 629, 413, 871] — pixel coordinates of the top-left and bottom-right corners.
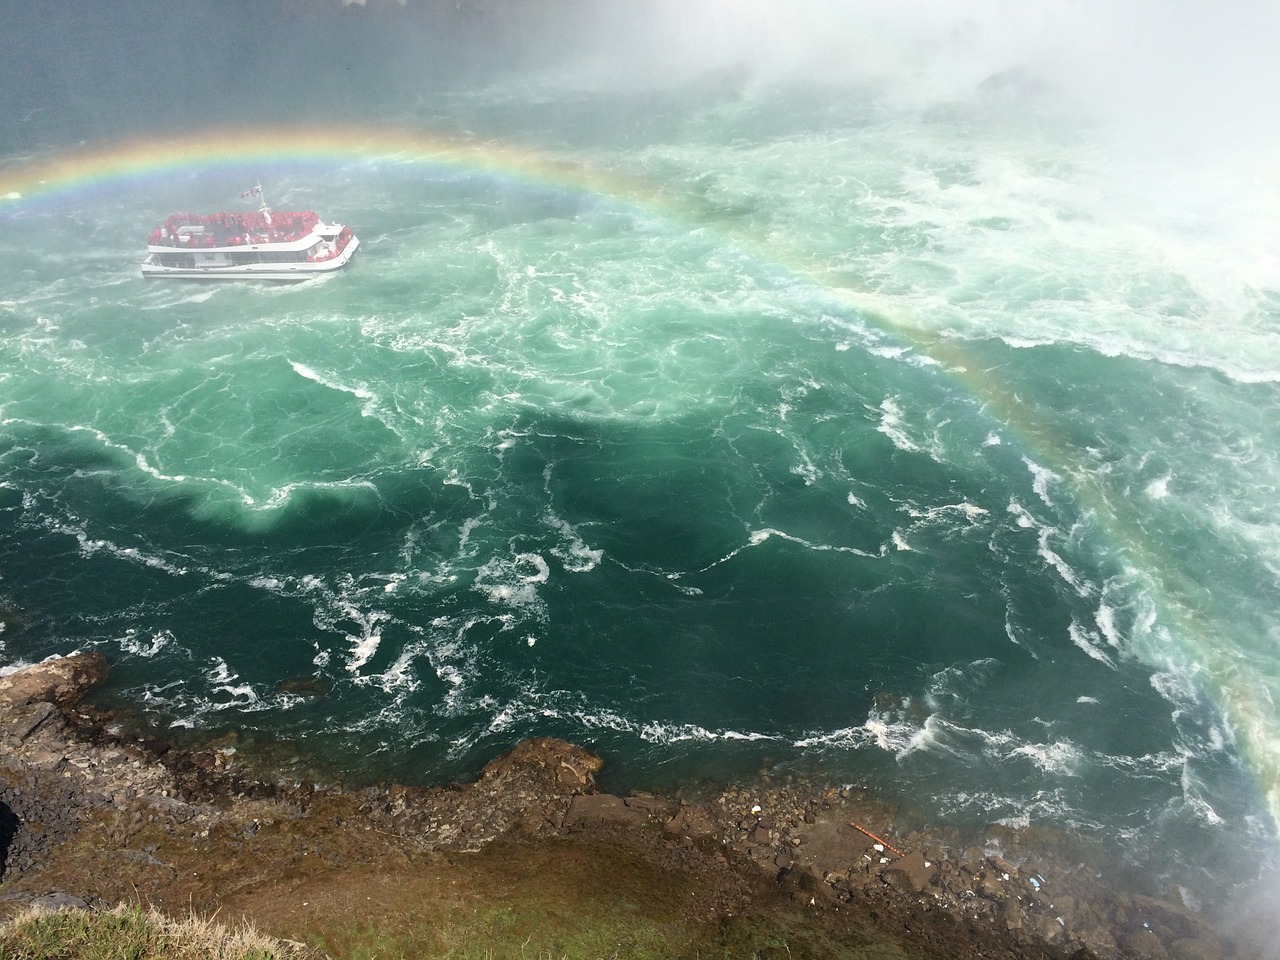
[309, 909, 919, 960]
[214, 834, 929, 960]
[0, 904, 306, 960]
[294, 839, 694, 960]
[0, 901, 920, 960]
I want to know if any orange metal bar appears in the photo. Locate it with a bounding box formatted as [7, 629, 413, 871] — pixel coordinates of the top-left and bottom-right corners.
[848, 820, 904, 858]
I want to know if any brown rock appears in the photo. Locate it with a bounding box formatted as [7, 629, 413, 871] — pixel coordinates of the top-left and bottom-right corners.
[1167, 935, 1224, 960]
[888, 852, 937, 892]
[0, 653, 107, 711]
[4, 702, 59, 745]
[1073, 922, 1119, 958]
[663, 805, 718, 837]
[1027, 913, 1069, 945]
[879, 867, 918, 895]
[564, 793, 649, 828]
[1118, 927, 1170, 960]
[481, 737, 603, 796]
[623, 795, 678, 817]
[978, 872, 1006, 900]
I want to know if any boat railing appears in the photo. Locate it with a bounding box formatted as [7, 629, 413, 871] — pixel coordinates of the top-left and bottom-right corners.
[309, 226, 355, 262]
[148, 210, 321, 248]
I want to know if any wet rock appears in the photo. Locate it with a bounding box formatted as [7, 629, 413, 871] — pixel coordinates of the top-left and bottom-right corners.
[274, 677, 332, 698]
[137, 737, 172, 758]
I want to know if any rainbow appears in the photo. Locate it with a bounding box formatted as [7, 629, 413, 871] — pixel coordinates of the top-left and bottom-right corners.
[4, 122, 1278, 832]
[0, 123, 675, 219]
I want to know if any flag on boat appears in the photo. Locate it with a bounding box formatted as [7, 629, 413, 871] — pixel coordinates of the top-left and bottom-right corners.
[241, 186, 261, 198]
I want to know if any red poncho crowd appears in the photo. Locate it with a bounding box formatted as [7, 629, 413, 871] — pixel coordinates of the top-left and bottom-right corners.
[148, 210, 321, 248]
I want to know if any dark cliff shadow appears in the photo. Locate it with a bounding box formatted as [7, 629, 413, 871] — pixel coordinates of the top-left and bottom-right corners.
[0, 800, 19, 879]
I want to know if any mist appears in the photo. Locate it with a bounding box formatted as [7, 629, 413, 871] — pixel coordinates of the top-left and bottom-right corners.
[529, 1, 1280, 157]
[6, 1, 1280, 158]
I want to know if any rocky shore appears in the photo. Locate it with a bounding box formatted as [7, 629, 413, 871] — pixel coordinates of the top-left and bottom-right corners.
[0, 654, 1250, 959]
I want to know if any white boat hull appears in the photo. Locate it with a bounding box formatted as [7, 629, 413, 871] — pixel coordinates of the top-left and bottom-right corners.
[141, 236, 359, 281]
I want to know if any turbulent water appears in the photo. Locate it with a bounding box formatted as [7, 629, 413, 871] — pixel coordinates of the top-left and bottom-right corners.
[4, 60, 1280, 906]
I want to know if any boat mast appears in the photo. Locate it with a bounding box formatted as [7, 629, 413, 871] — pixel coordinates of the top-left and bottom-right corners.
[252, 181, 272, 226]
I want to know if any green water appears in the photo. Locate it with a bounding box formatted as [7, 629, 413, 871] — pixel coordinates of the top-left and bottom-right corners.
[3, 80, 1280, 904]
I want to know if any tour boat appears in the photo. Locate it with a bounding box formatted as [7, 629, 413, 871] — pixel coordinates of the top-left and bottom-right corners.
[141, 184, 359, 281]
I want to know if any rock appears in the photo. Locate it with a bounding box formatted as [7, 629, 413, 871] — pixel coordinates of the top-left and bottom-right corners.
[623, 795, 678, 817]
[148, 797, 198, 822]
[1053, 894, 1078, 928]
[0, 665, 1212, 960]
[1127, 894, 1209, 941]
[0, 800, 18, 876]
[136, 738, 172, 758]
[1117, 927, 1170, 960]
[978, 872, 1005, 900]
[1026, 913, 1069, 945]
[274, 676, 332, 698]
[27, 892, 90, 912]
[27, 749, 67, 770]
[565, 793, 649, 828]
[880, 867, 919, 895]
[664, 805, 718, 838]
[887, 852, 936, 892]
[1167, 935, 1224, 960]
[1071, 917, 1119, 957]
[0, 762, 86, 881]
[3, 702, 60, 746]
[0, 653, 107, 712]
[989, 854, 1018, 876]
[480, 738, 603, 796]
